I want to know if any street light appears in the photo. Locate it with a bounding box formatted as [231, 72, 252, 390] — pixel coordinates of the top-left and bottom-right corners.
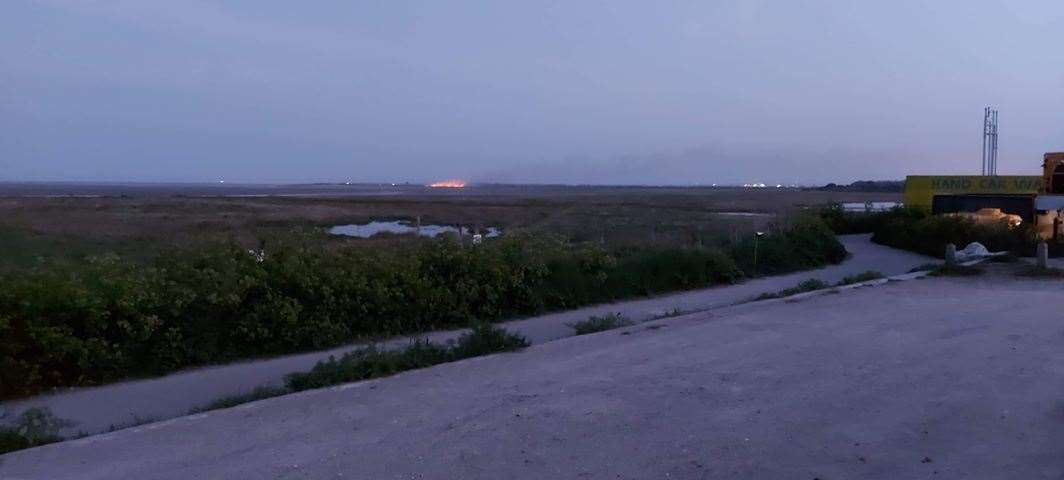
[753, 232, 765, 271]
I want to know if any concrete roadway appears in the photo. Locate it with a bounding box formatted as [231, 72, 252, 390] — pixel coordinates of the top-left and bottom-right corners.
[0, 235, 932, 437]
[4, 268, 1064, 479]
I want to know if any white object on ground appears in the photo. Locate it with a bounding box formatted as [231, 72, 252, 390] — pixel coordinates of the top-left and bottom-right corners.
[956, 242, 991, 261]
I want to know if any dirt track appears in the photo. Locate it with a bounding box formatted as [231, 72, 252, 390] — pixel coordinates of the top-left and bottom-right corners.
[5, 266, 1064, 479]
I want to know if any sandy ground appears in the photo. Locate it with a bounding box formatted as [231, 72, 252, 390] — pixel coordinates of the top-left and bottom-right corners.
[7, 265, 1064, 479]
[0, 235, 931, 437]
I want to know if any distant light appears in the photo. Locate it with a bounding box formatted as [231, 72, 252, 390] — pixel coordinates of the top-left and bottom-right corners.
[429, 180, 466, 188]
[218, 180, 225, 184]
[776, 184, 782, 188]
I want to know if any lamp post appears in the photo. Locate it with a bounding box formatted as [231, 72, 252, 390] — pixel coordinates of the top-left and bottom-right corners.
[753, 231, 765, 271]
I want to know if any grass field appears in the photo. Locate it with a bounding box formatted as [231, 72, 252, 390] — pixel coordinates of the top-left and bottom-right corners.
[0, 183, 885, 399]
[0, 184, 898, 269]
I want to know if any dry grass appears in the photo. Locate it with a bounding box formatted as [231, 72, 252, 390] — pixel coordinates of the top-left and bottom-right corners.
[0, 186, 896, 268]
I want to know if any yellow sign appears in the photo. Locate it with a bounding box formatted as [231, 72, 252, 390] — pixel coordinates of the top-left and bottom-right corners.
[904, 175, 1042, 208]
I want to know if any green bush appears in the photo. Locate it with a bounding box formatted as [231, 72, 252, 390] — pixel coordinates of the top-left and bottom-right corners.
[817, 204, 889, 234]
[872, 214, 1034, 258]
[729, 216, 847, 276]
[1, 219, 846, 399]
[819, 204, 1041, 259]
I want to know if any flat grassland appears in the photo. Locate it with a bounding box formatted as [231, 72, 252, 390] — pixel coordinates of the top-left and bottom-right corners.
[0, 183, 897, 267]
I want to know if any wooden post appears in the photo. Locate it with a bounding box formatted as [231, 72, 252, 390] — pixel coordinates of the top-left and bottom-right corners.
[1037, 241, 1049, 269]
[944, 243, 956, 266]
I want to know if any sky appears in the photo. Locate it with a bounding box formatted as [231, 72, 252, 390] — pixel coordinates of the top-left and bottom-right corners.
[2, 1, 1062, 185]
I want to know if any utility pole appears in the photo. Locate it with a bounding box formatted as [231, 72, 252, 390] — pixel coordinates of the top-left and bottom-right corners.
[982, 107, 999, 175]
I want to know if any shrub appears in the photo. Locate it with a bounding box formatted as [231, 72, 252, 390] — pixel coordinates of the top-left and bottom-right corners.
[2, 221, 846, 399]
[568, 313, 633, 335]
[449, 323, 530, 359]
[728, 216, 847, 276]
[864, 210, 1034, 258]
[817, 204, 889, 234]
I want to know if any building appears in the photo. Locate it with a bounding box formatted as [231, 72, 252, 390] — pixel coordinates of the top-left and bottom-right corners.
[904, 152, 1064, 238]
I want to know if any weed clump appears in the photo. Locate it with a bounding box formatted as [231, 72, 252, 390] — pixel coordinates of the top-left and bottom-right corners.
[929, 263, 984, 276]
[755, 278, 829, 300]
[0, 408, 69, 455]
[568, 313, 633, 335]
[285, 324, 527, 392]
[188, 386, 291, 414]
[836, 270, 884, 285]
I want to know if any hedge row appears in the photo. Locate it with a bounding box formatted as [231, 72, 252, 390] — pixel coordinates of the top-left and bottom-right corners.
[818, 204, 1035, 257]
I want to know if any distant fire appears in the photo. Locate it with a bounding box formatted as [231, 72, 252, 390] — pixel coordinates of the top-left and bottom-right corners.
[429, 180, 466, 188]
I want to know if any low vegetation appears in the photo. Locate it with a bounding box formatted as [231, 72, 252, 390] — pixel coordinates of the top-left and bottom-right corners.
[0, 325, 528, 455]
[568, 313, 633, 335]
[929, 263, 985, 276]
[836, 270, 884, 285]
[0, 408, 68, 455]
[819, 204, 1036, 257]
[755, 270, 885, 301]
[755, 278, 829, 300]
[285, 324, 528, 392]
[187, 386, 290, 414]
[1, 215, 844, 399]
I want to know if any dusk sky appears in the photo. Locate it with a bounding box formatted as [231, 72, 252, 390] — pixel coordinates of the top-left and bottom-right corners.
[2, 1, 1062, 185]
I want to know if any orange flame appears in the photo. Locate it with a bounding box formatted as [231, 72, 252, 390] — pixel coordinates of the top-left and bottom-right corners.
[429, 180, 466, 188]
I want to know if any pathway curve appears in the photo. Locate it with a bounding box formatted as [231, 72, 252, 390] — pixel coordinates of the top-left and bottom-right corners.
[0, 234, 932, 436]
[7, 270, 1062, 479]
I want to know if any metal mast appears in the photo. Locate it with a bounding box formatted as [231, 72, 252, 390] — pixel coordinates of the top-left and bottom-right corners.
[982, 107, 999, 175]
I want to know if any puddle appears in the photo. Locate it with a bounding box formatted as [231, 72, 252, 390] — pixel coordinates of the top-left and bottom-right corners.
[329, 220, 501, 239]
[842, 202, 900, 212]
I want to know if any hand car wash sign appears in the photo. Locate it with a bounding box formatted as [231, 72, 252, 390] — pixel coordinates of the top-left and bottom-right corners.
[904, 175, 1043, 209]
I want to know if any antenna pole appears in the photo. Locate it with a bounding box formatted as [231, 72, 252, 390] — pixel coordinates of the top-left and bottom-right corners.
[982, 106, 999, 176]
